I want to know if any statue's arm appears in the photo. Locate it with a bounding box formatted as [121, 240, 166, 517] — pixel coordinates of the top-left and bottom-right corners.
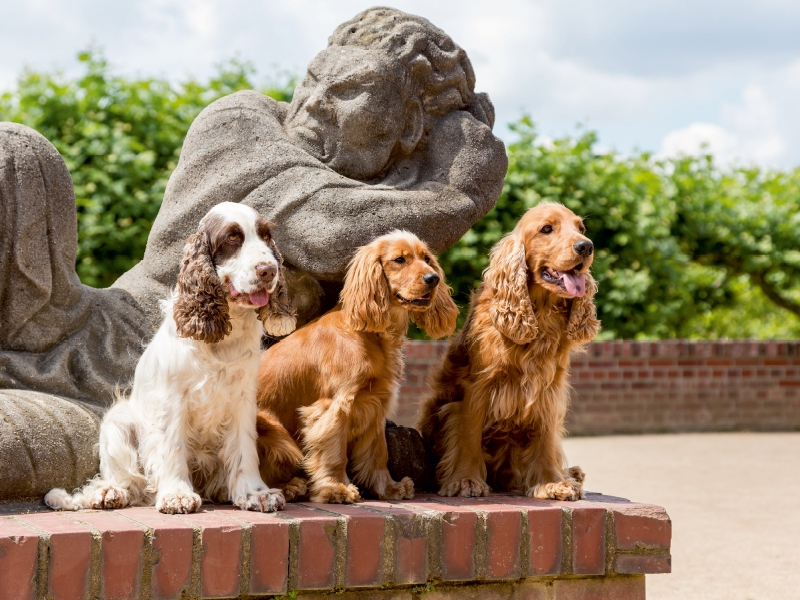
[271, 110, 508, 281]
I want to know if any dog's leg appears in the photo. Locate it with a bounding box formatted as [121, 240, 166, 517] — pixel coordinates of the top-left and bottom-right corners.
[45, 404, 144, 511]
[299, 396, 361, 503]
[150, 401, 203, 514]
[224, 402, 286, 512]
[348, 395, 413, 500]
[256, 411, 307, 501]
[435, 397, 491, 497]
[519, 424, 584, 501]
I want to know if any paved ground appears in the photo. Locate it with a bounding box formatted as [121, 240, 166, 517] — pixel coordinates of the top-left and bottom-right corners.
[563, 432, 800, 600]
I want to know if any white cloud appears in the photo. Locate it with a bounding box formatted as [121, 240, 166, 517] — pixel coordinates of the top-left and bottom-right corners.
[1, 0, 799, 167]
[661, 123, 740, 161]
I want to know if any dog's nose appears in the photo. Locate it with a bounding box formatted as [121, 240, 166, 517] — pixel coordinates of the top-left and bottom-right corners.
[423, 273, 440, 287]
[256, 263, 277, 280]
[573, 240, 594, 256]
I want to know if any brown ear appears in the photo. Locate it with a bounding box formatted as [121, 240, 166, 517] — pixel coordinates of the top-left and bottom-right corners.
[257, 243, 297, 337]
[173, 227, 231, 343]
[340, 242, 391, 332]
[411, 256, 459, 339]
[484, 233, 538, 344]
[567, 273, 601, 344]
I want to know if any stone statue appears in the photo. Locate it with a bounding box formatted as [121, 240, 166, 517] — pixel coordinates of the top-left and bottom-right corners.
[0, 7, 507, 501]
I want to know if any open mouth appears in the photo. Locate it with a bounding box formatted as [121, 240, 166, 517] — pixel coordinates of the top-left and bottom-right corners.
[540, 265, 586, 297]
[395, 292, 432, 307]
[228, 283, 270, 307]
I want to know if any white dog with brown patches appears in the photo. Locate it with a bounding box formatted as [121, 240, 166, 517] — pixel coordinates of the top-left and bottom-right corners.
[45, 203, 298, 514]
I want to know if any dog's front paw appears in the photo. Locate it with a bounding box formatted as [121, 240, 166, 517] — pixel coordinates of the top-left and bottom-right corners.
[238, 489, 285, 512]
[310, 483, 361, 504]
[379, 477, 415, 500]
[439, 477, 491, 498]
[527, 478, 584, 501]
[89, 485, 130, 510]
[156, 491, 202, 514]
[280, 477, 308, 502]
[264, 315, 296, 337]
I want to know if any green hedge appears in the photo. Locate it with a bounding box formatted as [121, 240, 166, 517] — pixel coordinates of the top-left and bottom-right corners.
[2, 53, 798, 339]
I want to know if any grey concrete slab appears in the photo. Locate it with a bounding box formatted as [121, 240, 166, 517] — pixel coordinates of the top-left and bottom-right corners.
[564, 432, 800, 600]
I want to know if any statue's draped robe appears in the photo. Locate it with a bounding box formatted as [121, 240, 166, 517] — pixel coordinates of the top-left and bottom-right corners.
[0, 90, 506, 405]
[0, 123, 150, 405]
[115, 91, 507, 329]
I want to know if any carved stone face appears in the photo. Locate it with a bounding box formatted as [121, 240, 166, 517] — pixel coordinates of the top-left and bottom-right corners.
[284, 46, 407, 181]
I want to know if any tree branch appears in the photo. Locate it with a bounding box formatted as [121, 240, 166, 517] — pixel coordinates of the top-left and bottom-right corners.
[750, 271, 800, 319]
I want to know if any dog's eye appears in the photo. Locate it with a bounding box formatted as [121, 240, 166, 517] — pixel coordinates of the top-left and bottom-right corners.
[423, 255, 431, 264]
[579, 224, 586, 234]
[227, 234, 242, 244]
[541, 225, 553, 234]
[393, 256, 406, 264]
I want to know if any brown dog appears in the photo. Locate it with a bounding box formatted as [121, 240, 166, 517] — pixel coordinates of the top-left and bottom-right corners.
[418, 203, 600, 500]
[256, 231, 458, 503]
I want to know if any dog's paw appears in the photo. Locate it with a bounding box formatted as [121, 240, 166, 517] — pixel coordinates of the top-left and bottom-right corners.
[238, 489, 285, 512]
[280, 477, 308, 502]
[310, 483, 361, 504]
[156, 491, 202, 514]
[568, 466, 586, 484]
[439, 477, 491, 498]
[264, 315, 296, 337]
[89, 485, 130, 510]
[379, 477, 415, 500]
[527, 478, 584, 501]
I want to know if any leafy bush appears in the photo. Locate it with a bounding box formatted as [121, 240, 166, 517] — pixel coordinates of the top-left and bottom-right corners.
[439, 118, 800, 339]
[0, 50, 294, 287]
[2, 57, 798, 338]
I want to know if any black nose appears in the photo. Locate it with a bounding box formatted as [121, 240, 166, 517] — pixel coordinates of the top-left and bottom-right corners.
[573, 240, 594, 256]
[423, 273, 440, 287]
[256, 263, 277, 280]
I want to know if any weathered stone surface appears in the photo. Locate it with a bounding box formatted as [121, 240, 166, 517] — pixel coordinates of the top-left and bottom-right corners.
[385, 420, 431, 491]
[114, 7, 507, 328]
[0, 7, 506, 501]
[0, 389, 101, 501]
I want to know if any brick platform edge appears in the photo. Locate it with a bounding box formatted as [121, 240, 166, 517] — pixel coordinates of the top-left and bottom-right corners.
[0, 492, 670, 600]
[397, 339, 800, 434]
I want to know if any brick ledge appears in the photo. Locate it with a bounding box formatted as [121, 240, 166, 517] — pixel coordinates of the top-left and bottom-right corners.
[0, 492, 670, 599]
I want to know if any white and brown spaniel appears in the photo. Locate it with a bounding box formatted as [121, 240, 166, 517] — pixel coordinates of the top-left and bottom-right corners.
[45, 202, 298, 514]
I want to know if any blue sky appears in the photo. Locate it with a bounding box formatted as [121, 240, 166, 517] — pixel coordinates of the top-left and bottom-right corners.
[2, 0, 800, 168]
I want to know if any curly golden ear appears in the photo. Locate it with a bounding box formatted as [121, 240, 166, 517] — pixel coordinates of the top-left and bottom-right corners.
[340, 242, 391, 332]
[411, 256, 459, 339]
[173, 227, 231, 343]
[257, 242, 297, 338]
[484, 233, 538, 345]
[567, 273, 601, 344]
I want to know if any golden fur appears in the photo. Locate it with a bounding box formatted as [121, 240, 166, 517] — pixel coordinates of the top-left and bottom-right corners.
[257, 231, 458, 503]
[418, 203, 600, 500]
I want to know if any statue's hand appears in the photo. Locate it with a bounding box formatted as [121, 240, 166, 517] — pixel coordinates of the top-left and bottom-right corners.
[465, 92, 495, 129]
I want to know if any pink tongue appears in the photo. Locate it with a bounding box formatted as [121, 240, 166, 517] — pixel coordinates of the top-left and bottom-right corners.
[248, 290, 270, 307]
[561, 272, 586, 297]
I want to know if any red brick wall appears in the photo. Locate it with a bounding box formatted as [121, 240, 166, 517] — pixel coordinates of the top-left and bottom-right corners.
[397, 340, 800, 434]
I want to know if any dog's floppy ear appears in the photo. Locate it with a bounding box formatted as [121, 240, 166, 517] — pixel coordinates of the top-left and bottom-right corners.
[411, 255, 459, 339]
[173, 223, 232, 343]
[484, 232, 538, 345]
[257, 241, 297, 338]
[567, 273, 601, 344]
[340, 241, 391, 332]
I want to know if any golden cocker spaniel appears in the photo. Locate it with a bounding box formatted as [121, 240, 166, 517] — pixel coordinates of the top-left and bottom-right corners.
[256, 231, 458, 503]
[418, 203, 600, 500]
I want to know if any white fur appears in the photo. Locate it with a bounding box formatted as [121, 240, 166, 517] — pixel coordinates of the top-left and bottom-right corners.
[45, 204, 286, 514]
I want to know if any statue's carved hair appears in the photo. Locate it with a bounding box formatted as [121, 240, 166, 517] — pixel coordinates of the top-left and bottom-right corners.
[330, 7, 481, 126]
